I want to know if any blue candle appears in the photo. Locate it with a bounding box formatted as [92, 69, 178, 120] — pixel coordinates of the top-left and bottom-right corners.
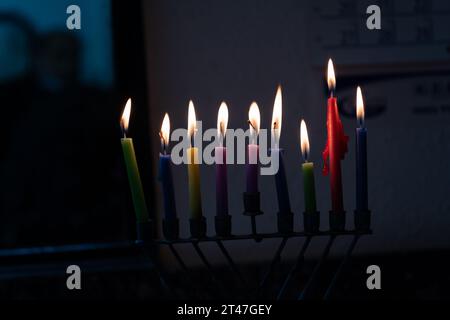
[271, 86, 291, 214]
[272, 148, 291, 213]
[356, 87, 368, 211]
[158, 114, 177, 220]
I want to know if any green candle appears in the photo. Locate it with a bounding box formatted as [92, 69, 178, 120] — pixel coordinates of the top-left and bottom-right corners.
[302, 162, 317, 213]
[120, 99, 149, 223]
[300, 120, 317, 213]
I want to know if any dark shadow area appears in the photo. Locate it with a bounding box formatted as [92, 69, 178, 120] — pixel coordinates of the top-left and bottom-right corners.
[0, 1, 152, 248]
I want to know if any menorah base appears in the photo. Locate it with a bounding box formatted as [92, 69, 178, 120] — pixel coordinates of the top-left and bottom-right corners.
[303, 211, 320, 233]
[329, 211, 346, 231]
[190, 217, 207, 238]
[277, 212, 293, 234]
[136, 220, 153, 243]
[162, 217, 179, 240]
[215, 215, 232, 237]
[354, 210, 371, 232]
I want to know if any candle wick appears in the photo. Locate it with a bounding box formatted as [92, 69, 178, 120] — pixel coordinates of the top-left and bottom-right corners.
[248, 119, 256, 131]
[190, 133, 195, 148]
[248, 120, 258, 145]
[273, 122, 279, 149]
[121, 122, 127, 139]
[249, 121, 256, 139]
[220, 121, 225, 147]
[304, 150, 309, 163]
[159, 131, 167, 154]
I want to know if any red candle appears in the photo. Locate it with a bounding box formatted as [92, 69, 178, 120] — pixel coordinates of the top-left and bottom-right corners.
[322, 59, 349, 212]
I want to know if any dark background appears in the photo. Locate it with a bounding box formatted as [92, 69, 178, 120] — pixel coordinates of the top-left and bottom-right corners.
[1, 0, 450, 300]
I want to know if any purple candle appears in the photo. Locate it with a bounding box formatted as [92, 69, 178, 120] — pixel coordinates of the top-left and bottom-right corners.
[216, 146, 228, 216]
[246, 102, 260, 193]
[216, 102, 229, 216]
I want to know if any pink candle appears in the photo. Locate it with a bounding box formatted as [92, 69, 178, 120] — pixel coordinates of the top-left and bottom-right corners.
[246, 144, 259, 193]
[216, 102, 229, 216]
[246, 102, 260, 193]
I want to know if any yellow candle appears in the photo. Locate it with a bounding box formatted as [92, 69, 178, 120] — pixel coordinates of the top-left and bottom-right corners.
[187, 101, 202, 220]
[188, 146, 202, 219]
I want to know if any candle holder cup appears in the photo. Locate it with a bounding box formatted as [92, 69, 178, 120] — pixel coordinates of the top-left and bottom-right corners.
[303, 211, 320, 233]
[127, 205, 373, 300]
[354, 209, 371, 232]
[215, 215, 232, 237]
[277, 211, 294, 234]
[243, 192, 263, 239]
[162, 217, 180, 240]
[329, 211, 346, 232]
[136, 220, 154, 243]
[242, 192, 263, 216]
[190, 217, 207, 238]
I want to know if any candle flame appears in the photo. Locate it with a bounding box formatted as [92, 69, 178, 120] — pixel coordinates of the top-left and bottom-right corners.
[121, 98, 132, 133]
[248, 102, 260, 135]
[300, 119, 310, 162]
[217, 101, 229, 139]
[188, 100, 197, 144]
[356, 86, 365, 126]
[160, 113, 170, 149]
[327, 58, 336, 92]
[271, 85, 282, 147]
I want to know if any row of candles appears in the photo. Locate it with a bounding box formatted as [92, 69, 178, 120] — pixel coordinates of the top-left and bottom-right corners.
[119, 59, 369, 238]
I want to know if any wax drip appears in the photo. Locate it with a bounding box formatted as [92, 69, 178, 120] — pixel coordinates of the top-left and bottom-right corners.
[322, 110, 349, 176]
[322, 140, 329, 176]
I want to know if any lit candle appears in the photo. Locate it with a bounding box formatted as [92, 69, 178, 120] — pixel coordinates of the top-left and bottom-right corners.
[322, 59, 349, 213]
[271, 85, 291, 214]
[246, 102, 260, 194]
[158, 113, 177, 220]
[300, 120, 317, 213]
[120, 98, 149, 224]
[187, 101, 203, 220]
[216, 102, 229, 217]
[355, 86, 368, 211]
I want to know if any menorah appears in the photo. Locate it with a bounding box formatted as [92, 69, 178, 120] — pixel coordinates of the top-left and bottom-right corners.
[137, 204, 372, 300]
[124, 60, 372, 300]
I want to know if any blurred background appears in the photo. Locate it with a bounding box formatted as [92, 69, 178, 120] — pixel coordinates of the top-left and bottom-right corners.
[0, 0, 152, 247]
[1, 0, 450, 300]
